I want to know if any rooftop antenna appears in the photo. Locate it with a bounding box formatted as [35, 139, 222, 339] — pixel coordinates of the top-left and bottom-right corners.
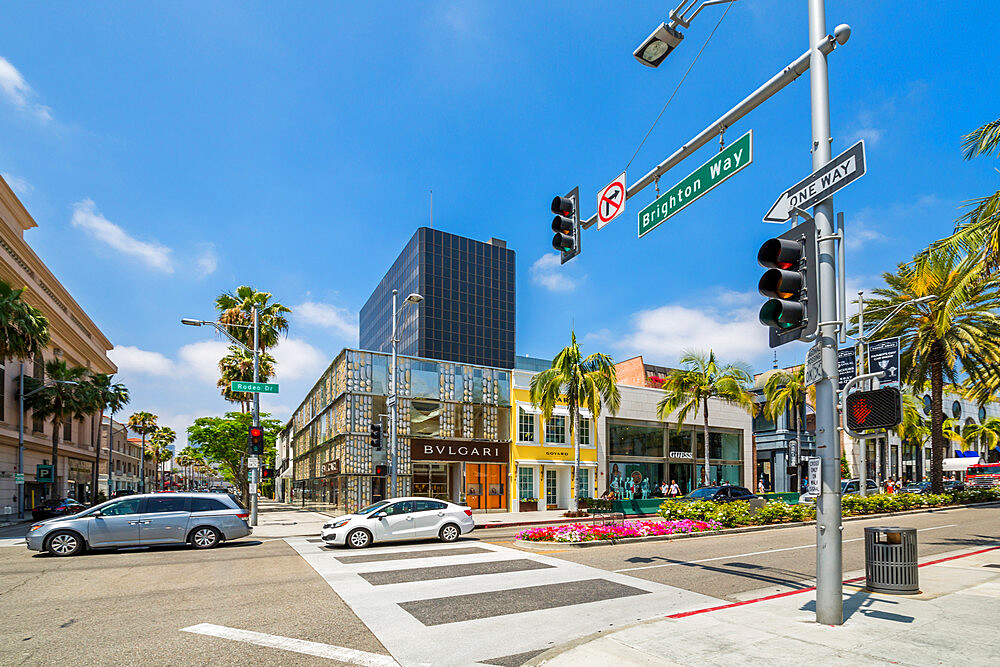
[430, 189, 433, 228]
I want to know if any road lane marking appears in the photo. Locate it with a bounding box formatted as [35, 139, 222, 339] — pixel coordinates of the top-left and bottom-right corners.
[0, 538, 27, 547]
[614, 524, 958, 572]
[180, 623, 398, 666]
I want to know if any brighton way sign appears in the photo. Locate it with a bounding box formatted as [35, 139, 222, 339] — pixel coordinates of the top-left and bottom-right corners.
[638, 129, 753, 238]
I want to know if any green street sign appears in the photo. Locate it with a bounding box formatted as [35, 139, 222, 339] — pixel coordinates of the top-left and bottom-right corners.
[638, 129, 753, 238]
[14, 473, 24, 484]
[36, 464, 54, 483]
[230, 381, 279, 394]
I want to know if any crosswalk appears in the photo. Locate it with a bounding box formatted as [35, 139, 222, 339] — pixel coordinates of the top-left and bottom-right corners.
[285, 536, 722, 666]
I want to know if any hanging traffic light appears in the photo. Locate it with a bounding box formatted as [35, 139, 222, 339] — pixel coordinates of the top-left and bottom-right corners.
[551, 186, 581, 264]
[370, 422, 382, 450]
[260, 467, 276, 480]
[249, 426, 264, 456]
[757, 219, 818, 347]
[374, 464, 388, 476]
[846, 387, 903, 430]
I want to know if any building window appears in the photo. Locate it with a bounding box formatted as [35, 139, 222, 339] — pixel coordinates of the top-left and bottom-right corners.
[577, 468, 591, 499]
[545, 415, 566, 443]
[518, 467, 534, 500]
[518, 408, 535, 442]
[578, 418, 590, 446]
[63, 420, 72, 442]
[0, 366, 4, 421]
[33, 354, 44, 380]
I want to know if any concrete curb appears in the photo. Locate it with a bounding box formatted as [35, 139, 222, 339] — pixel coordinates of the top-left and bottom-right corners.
[512, 500, 1000, 548]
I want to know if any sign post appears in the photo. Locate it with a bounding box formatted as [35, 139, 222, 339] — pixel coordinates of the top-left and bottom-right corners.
[638, 130, 752, 238]
[763, 140, 866, 223]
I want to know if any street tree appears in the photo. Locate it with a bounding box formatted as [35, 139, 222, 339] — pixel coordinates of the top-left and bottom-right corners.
[862, 251, 1000, 492]
[87, 374, 130, 498]
[762, 365, 814, 474]
[214, 286, 290, 352]
[187, 411, 281, 505]
[658, 350, 755, 487]
[0, 278, 50, 362]
[148, 427, 176, 490]
[530, 332, 620, 511]
[21, 360, 91, 498]
[127, 412, 158, 493]
[218, 347, 276, 412]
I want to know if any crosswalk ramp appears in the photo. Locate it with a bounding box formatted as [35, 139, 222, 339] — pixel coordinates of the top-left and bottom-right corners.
[285, 537, 721, 666]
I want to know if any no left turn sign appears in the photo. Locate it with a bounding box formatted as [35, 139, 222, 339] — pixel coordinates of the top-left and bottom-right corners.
[597, 172, 626, 229]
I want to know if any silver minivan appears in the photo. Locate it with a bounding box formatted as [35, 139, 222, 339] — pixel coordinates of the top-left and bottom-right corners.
[25, 492, 252, 557]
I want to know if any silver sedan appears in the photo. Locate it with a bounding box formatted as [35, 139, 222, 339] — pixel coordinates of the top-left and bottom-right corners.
[321, 497, 475, 548]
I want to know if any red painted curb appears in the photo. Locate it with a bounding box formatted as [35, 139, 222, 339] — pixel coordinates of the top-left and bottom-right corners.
[665, 544, 1000, 619]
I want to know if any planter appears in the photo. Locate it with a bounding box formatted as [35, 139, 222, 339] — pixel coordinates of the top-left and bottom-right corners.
[576, 498, 589, 509]
[519, 500, 538, 512]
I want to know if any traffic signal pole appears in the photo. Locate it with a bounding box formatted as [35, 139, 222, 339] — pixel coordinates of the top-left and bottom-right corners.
[250, 305, 259, 527]
[808, 0, 844, 626]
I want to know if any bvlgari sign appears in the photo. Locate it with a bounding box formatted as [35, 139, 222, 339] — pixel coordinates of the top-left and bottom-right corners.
[411, 439, 509, 463]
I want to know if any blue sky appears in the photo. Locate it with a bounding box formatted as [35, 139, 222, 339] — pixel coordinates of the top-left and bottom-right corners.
[0, 1, 996, 447]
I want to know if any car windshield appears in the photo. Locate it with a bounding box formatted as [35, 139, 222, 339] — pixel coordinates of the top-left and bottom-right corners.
[684, 487, 718, 499]
[969, 466, 1000, 476]
[359, 501, 390, 515]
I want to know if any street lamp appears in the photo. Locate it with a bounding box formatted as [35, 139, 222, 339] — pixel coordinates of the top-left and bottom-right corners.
[18, 370, 78, 519]
[180, 310, 260, 525]
[388, 289, 423, 498]
[633, 0, 738, 68]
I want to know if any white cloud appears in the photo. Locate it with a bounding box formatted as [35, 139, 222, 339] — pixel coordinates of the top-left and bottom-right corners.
[530, 253, 575, 292]
[845, 219, 888, 251]
[0, 56, 52, 122]
[195, 245, 218, 277]
[71, 199, 174, 272]
[272, 338, 327, 382]
[846, 127, 883, 146]
[108, 345, 175, 377]
[177, 340, 230, 383]
[294, 301, 357, 339]
[616, 304, 767, 365]
[1, 172, 33, 196]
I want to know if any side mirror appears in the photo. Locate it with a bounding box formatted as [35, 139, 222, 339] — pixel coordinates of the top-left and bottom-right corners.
[91, 510, 103, 518]
[373, 511, 388, 519]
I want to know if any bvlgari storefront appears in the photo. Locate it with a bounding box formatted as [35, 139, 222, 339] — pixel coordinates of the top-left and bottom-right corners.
[411, 439, 510, 511]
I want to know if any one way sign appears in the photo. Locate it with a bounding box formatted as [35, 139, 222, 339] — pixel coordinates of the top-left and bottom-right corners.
[764, 141, 866, 223]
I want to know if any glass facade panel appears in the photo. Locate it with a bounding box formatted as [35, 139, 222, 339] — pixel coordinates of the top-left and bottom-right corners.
[411, 361, 440, 399]
[409, 400, 441, 436]
[720, 432, 741, 459]
[669, 429, 692, 455]
[607, 461, 661, 499]
[609, 422, 663, 457]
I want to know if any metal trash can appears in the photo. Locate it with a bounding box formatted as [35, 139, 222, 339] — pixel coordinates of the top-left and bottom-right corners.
[864, 526, 919, 594]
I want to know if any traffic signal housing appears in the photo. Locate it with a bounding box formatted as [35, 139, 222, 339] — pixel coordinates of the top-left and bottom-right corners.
[551, 186, 581, 264]
[757, 220, 818, 348]
[374, 464, 388, 476]
[370, 422, 382, 450]
[846, 387, 903, 431]
[260, 467, 275, 480]
[249, 426, 264, 456]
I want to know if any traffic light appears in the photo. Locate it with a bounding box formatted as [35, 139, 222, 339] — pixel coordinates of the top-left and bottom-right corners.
[757, 219, 818, 347]
[551, 186, 581, 264]
[248, 426, 264, 456]
[846, 387, 903, 431]
[370, 422, 382, 450]
[260, 467, 275, 480]
[374, 464, 387, 476]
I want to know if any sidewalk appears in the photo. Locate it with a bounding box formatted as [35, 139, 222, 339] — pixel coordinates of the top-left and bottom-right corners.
[250, 499, 329, 538]
[529, 545, 1000, 665]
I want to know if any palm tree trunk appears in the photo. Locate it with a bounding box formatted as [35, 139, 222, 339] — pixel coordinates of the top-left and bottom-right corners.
[702, 398, 711, 487]
[930, 343, 945, 494]
[139, 434, 146, 493]
[93, 411, 104, 500]
[794, 400, 801, 493]
[571, 403, 580, 512]
[107, 413, 115, 497]
[50, 424, 60, 499]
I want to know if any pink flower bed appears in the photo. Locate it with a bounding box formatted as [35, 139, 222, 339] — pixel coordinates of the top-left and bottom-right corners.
[516, 519, 720, 543]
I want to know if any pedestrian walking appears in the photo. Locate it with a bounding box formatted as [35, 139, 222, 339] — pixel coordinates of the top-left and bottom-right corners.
[668, 480, 680, 497]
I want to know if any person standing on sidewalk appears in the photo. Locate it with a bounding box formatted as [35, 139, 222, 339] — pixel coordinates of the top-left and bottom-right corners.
[668, 480, 680, 498]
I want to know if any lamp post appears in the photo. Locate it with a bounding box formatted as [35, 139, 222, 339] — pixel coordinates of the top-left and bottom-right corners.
[388, 290, 423, 498]
[18, 368, 79, 520]
[181, 309, 260, 525]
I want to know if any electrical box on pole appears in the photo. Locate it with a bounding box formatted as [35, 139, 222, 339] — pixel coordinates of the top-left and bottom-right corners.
[551, 187, 581, 264]
[757, 220, 818, 347]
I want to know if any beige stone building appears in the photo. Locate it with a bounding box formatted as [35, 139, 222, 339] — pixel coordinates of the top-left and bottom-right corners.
[0, 175, 116, 516]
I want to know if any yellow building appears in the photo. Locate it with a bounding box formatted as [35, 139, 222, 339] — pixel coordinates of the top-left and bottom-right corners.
[509, 366, 597, 510]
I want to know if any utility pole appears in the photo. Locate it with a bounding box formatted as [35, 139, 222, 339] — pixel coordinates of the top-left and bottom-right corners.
[17, 363, 25, 520]
[250, 305, 260, 527]
[809, 0, 844, 626]
[389, 289, 399, 499]
[856, 290, 868, 496]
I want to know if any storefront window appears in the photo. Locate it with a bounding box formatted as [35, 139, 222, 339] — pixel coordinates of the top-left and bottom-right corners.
[609, 422, 663, 457]
[607, 461, 661, 499]
[668, 429, 692, 455]
[578, 419, 590, 446]
[711, 464, 741, 486]
[577, 468, 590, 498]
[517, 467, 534, 500]
[518, 408, 535, 442]
[720, 432, 741, 459]
[545, 416, 566, 443]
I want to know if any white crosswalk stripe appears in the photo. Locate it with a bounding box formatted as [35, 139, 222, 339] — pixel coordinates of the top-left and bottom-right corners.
[285, 537, 722, 666]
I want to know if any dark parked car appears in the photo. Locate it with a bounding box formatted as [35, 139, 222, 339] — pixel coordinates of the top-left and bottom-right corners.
[901, 481, 930, 494]
[675, 485, 757, 503]
[944, 480, 965, 492]
[31, 498, 86, 521]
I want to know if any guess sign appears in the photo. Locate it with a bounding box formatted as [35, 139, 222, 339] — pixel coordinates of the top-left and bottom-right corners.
[411, 439, 509, 463]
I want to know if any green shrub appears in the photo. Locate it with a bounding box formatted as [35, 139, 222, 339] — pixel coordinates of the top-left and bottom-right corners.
[713, 501, 754, 528]
[753, 501, 792, 524]
[788, 502, 816, 521]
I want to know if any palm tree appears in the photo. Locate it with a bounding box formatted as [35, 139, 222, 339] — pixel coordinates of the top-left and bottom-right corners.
[963, 417, 1000, 461]
[896, 394, 930, 480]
[21, 360, 91, 498]
[922, 119, 1000, 276]
[0, 279, 50, 362]
[530, 332, 620, 511]
[862, 251, 1000, 492]
[214, 286, 290, 352]
[217, 347, 276, 412]
[87, 374, 130, 498]
[127, 412, 158, 493]
[148, 427, 176, 490]
[658, 350, 755, 487]
[762, 365, 814, 467]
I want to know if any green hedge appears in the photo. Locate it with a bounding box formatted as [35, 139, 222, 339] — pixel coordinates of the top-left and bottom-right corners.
[657, 488, 1000, 527]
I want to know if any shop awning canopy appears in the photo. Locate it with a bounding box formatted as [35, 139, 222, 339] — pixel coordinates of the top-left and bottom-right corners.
[943, 457, 982, 472]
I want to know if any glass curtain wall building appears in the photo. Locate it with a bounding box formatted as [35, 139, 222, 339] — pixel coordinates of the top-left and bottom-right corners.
[359, 227, 516, 369]
[289, 348, 511, 514]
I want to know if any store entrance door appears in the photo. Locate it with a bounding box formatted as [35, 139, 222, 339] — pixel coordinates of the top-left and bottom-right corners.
[465, 463, 507, 511]
[545, 470, 557, 507]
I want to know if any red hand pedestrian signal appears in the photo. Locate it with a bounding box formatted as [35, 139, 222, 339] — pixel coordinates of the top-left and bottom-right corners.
[851, 400, 872, 425]
[845, 387, 902, 431]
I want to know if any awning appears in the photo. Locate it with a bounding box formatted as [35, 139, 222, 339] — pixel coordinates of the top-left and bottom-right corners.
[515, 459, 598, 467]
[943, 457, 982, 472]
[516, 403, 542, 415]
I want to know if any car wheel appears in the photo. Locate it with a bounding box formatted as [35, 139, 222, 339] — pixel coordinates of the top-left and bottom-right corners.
[46, 531, 84, 557]
[190, 527, 221, 549]
[439, 523, 460, 543]
[346, 528, 372, 549]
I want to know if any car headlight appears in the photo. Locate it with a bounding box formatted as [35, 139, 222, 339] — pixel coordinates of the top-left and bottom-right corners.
[331, 519, 351, 529]
[29, 524, 43, 532]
